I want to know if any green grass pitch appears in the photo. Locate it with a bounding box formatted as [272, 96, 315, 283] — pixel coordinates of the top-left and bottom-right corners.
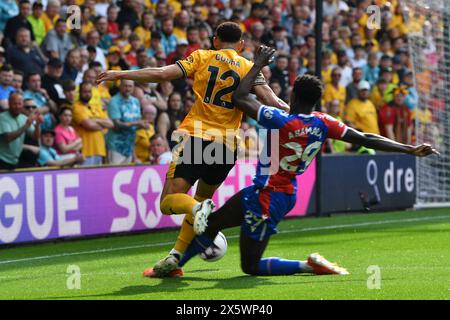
[1, 208, 449, 300]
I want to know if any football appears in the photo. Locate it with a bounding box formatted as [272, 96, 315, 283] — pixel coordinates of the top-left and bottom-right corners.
[199, 232, 228, 262]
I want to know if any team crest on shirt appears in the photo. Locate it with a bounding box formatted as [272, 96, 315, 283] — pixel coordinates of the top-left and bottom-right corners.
[263, 108, 273, 119]
[185, 55, 194, 64]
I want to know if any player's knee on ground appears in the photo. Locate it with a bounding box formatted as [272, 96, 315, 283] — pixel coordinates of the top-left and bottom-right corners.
[240, 259, 260, 276]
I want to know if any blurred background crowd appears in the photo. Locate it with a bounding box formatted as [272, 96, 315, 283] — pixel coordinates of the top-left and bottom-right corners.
[0, 0, 434, 170]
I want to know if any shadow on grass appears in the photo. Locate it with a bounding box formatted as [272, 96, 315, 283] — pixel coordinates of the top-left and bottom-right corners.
[2, 213, 448, 273]
[36, 274, 390, 300]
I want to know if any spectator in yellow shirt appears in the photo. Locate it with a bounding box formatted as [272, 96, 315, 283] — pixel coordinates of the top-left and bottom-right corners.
[134, 12, 154, 49]
[173, 10, 190, 41]
[80, 5, 94, 37]
[345, 80, 380, 135]
[41, 0, 60, 33]
[370, 78, 388, 111]
[72, 82, 113, 166]
[321, 50, 334, 84]
[134, 103, 157, 163]
[327, 99, 351, 154]
[75, 68, 111, 111]
[322, 67, 346, 116]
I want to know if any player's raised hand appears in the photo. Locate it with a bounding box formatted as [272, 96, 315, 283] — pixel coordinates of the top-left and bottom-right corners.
[96, 70, 122, 85]
[410, 143, 440, 157]
[254, 45, 276, 68]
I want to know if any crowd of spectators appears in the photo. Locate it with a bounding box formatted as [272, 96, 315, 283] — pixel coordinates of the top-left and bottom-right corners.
[0, 0, 431, 170]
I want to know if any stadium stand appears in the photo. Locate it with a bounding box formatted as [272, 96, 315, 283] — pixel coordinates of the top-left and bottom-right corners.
[0, 0, 418, 168]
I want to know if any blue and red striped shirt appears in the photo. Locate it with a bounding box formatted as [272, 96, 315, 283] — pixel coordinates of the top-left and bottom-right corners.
[254, 106, 348, 195]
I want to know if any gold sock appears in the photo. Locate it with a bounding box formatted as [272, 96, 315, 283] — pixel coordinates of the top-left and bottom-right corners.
[160, 193, 198, 215]
[174, 213, 195, 253]
[173, 194, 210, 254]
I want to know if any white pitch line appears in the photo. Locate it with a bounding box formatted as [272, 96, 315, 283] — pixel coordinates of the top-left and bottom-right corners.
[0, 214, 449, 266]
[278, 214, 450, 234]
[0, 241, 174, 265]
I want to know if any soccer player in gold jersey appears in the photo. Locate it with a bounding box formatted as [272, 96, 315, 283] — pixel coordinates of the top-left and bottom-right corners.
[96, 22, 289, 277]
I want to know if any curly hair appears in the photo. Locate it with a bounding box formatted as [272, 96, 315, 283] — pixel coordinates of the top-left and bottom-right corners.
[292, 74, 324, 112]
[215, 22, 242, 43]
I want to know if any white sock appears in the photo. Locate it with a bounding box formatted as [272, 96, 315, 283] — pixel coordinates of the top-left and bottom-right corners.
[169, 248, 183, 261]
[299, 260, 314, 273]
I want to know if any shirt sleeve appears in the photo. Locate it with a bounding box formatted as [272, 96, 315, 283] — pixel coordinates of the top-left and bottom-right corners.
[254, 71, 266, 86]
[313, 112, 348, 139]
[72, 105, 89, 125]
[107, 99, 122, 120]
[54, 127, 65, 146]
[0, 115, 9, 134]
[257, 105, 290, 129]
[43, 33, 58, 53]
[344, 100, 357, 124]
[38, 148, 51, 166]
[176, 50, 203, 78]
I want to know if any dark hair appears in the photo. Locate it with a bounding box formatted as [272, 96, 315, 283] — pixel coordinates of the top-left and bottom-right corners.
[187, 25, 199, 33]
[88, 61, 102, 69]
[141, 11, 154, 27]
[26, 72, 40, 82]
[129, 33, 140, 42]
[58, 106, 73, 116]
[276, 54, 288, 61]
[119, 22, 132, 31]
[13, 69, 24, 76]
[272, 25, 284, 33]
[32, 1, 43, 9]
[292, 74, 324, 113]
[161, 17, 173, 25]
[41, 129, 55, 136]
[79, 81, 92, 91]
[19, 0, 30, 6]
[94, 16, 107, 24]
[151, 31, 162, 40]
[136, 47, 146, 55]
[169, 91, 182, 101]
[16, 27, 30, 36]
[215, 22, 242, 43]
[0, 64, 13, 72]
[62, 79, 76, 91]
[107, 4, 119, 13]
[336, 49, 347, 57]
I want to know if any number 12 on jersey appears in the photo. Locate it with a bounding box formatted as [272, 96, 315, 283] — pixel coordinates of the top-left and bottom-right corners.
[203, 66, 241, 109]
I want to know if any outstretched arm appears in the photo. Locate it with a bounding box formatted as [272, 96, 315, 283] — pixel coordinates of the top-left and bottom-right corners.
[254, 84, 290, 113]
[232, 46, 277, 119]
[96, 64, 183, 85]
[341, 127, 439, 157]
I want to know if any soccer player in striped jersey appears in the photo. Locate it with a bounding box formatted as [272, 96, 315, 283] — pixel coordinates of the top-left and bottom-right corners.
[168, 46, 439, 277]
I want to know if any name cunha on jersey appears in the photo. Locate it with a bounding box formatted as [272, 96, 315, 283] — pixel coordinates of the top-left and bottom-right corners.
[215, 54, 241, 67]
[288, 127, 323, 140]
